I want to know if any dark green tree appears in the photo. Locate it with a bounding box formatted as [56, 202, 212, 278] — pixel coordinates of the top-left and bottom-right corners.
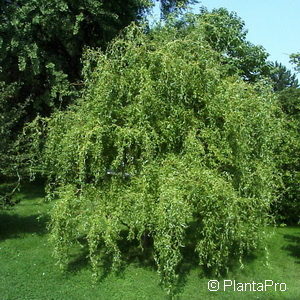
[275, 87, 300, 224]
[0, 0, 193, 114]
[267, 57, 300, 223]
[0, 0, 148, 117]
[290, 53, 300, 73]
[158, 0, 197, 17]
[269, 61, 299, 91]
[0, 82, 22, 207]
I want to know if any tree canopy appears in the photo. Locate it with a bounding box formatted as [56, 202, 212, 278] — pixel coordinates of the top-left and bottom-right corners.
[269, 61, 299, 92]
[26, 20, 284, 293]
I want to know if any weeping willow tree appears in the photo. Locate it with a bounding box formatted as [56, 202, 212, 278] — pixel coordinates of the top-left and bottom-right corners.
[28, 19, 283, 293]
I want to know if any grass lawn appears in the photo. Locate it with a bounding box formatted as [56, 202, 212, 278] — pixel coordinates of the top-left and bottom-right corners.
[0, 184, 299, 300]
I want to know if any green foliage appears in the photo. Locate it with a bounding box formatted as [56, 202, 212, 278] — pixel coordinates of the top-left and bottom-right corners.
[269, 61, 299, 92]
[0, 0, 190, 178]
[0, 183, 15, 207]
[0, 81, 25, 187]
[267, 53, 300, 224]
[274, 87, 300, 224]
[170, 8, 271, 82]
[0, 81, 23, 207]
[290, 53, 300, 73]
[158, 0, 198, 17]
[0, 0, 192, 115]
[0, 179, 22, 208]
[29, 22, 283, 293]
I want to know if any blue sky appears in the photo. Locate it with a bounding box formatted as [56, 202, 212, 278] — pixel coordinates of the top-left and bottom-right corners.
[149, 0, 300, 79]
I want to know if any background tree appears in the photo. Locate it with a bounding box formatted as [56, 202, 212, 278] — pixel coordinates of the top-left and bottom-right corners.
[274, 87, 300, 224]
[267, 57, 300, 224]
[290, 53, 300, 73]
[0, 0, 193, 119]
[269, 61, 299, 92]
[0, 82, 22, 207]
[158, 0, 198, 17]
[169, 8, 271, 82]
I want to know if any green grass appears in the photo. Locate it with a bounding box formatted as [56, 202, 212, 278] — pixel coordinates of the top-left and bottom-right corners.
[0, 184, 299, 300]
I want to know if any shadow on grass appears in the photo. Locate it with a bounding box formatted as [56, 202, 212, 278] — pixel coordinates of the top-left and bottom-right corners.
[65, 223, 258, 297]
[67, 250, 91, 273]
[173, 223, 258, 295]
[118, 231, 156, 270]
[0, 181, 49, 241]
[66, 231, 157, 280]
[18, 181, 46, 201]
[0, 213, 50, 241]
[282, 232, 300, 263]
[63, 223, 258, 296]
